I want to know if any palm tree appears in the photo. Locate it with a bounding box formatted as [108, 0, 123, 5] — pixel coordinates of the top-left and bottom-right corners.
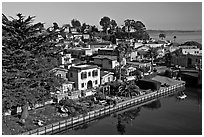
[124, 19, 135, 39]
[159, 33, 166, 40]
[114, 43, 128, 81]
[118, 82, 139, 97]
[173, 35, 177, 43]
[147, 47, 158, 71]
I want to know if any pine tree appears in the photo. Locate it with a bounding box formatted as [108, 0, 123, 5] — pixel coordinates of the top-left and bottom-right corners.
[2, 13, 64, 124]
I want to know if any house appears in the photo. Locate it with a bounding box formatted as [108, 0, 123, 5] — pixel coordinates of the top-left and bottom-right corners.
[51, 67, 69, 80]
[127, 61, 152, 75]
[121, 65, 137, 81]
[61, 53, 74, 65]
[156, 48, 165, 58]
[100, 71, 115, 85]
[83, 33, 90, 40]
[171, 50, 202, 68]
[98, 48, 119, 56]
[87, 42, 112, 54]
[129, 50, 138, 61]
[65, 48, 93, 58]
[51, 68, 81, 101]
[181, 48, 202, 56]
[55, 81, 75, 95]
[92, 55, 120, 70]
[70, 27, 78, 34]
[68, 64, 100, 91]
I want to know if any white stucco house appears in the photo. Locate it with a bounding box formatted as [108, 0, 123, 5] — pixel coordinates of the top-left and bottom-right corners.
[68, 64, 101, 91]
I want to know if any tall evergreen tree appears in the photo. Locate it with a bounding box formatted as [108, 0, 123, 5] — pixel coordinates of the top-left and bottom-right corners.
[2, 13, 64, 124]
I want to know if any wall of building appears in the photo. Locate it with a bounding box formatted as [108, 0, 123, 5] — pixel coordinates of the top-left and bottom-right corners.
[62, 54, 72, 65]
[61, 83, 73, 94]
[102, 59, 113, 69]
[130, 51, 138, 61]
[69, 68, 100, 90]
[171, 55, 202, 67]
[78, 68, 100, 90]
[94, 58, 103, 65]
[68, 70, 79, 89]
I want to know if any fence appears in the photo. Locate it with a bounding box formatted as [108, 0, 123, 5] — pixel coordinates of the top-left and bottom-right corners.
[21, 82, 185, 135]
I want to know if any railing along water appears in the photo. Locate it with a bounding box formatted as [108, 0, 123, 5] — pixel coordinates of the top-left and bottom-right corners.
[21, 82, 185, 135]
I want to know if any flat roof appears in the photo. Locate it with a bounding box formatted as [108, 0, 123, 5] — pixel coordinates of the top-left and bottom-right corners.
[92, 55, 118, 61]
[70, 64, 99, 71]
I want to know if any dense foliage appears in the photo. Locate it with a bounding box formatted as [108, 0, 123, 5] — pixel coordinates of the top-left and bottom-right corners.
[2, 13, 64, 115]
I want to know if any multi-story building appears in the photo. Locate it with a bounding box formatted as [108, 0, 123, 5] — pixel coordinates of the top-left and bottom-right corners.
[68, 65, 100, 90]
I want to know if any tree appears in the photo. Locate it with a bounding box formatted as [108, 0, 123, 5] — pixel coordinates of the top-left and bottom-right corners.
[71, 19, 81, 32]
[159, 33, 166, 40]
[147, 47, 158, 71]
[99, 16, 111, 34]
[124, 19, 135, 39]
[53, 22, 59, 30]
[118, 82, 139, 97]
[110, 19, 117, 33]
[2, 13, 64, 124]
[114, 43, 128, 81]
[165, 51, 172, 67]
[173, 35, 177, 43]
[81, 23, 88, 33]
[133, 21, 146, 31]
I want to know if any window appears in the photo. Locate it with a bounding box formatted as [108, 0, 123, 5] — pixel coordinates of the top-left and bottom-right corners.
[73, 83, 76, 88]
[64, 58, 69, 61]
[66, 73, 69, 78]
[70, 72, 73, 77]
[88, 72, 91, 77]
[64, 65, 68, 69]
[92, 71, 95, 77]
[94, 70, 98, 76]
[81, 73, 84, 79]
[84, 72, 87, 78]
[81, 83, 84, 88]
[95, 80, 98, 84]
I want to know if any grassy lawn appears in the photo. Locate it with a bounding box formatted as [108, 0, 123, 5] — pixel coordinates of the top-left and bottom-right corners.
[2, 101, 104, 135]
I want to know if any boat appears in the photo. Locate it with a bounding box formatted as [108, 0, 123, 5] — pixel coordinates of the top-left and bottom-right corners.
[177, 92, 187, 99]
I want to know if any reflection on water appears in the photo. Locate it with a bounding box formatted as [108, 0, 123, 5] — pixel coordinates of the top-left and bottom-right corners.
[57, 87, 202, 135]
[143, 100, 161, 110]
[116, 107, 141, 134]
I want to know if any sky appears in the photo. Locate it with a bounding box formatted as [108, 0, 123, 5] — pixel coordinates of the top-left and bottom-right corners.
[2, 2, 202, 30]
